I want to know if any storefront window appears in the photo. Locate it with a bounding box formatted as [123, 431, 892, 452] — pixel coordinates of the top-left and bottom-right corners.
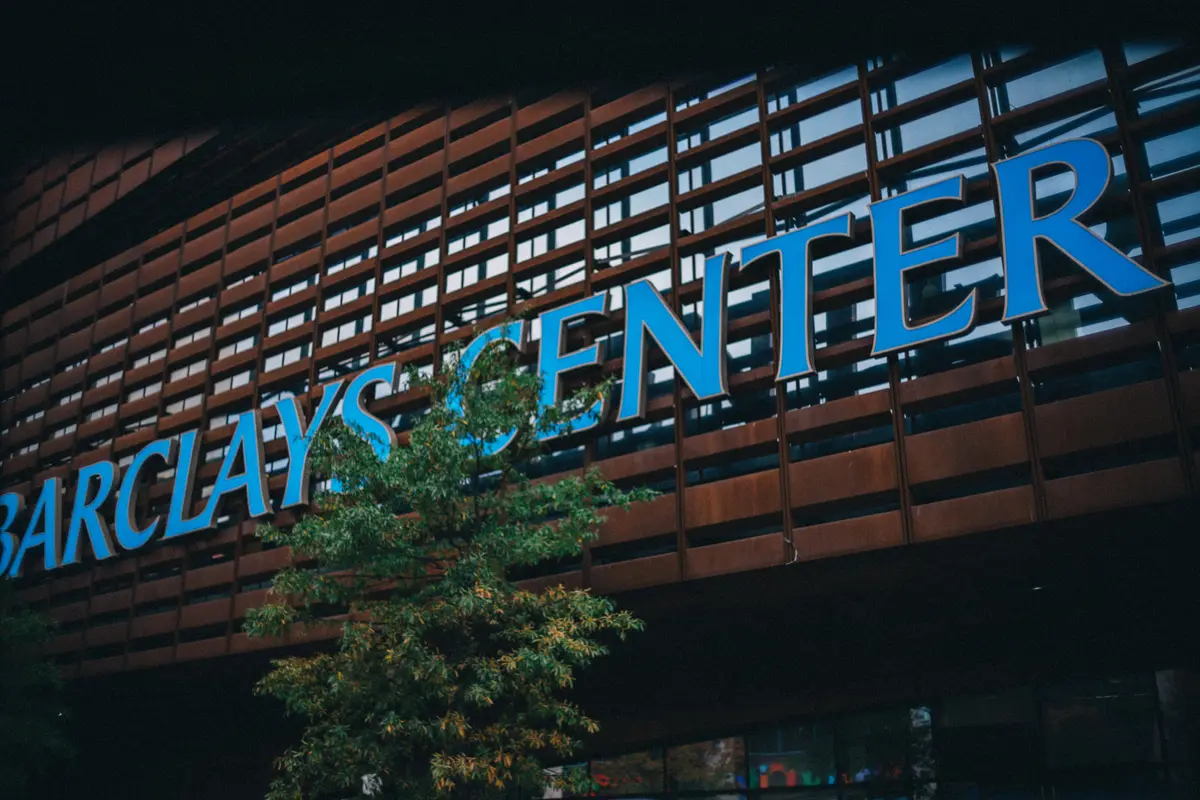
[1041, 676, 1161, 770]
[836, 709, 911, 784]
[590, 749, 664, 796]
[747, 722, 837, 789]
[666, 737, 747, 793]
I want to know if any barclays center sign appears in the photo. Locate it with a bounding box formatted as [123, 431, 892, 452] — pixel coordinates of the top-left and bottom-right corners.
[0, 138, 1174, 578]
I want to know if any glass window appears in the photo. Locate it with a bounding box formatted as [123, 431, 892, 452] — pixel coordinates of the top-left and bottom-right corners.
[677, 104, 759, 152]
[165, 394, 202, 415]
[770, 100, 862, 157]
[936, 688, 1038, 782]
[767, 65, 859, 113]
[89, 369, 124, 389]
[97, 335, 128, 354]
[382, 246, 439, 285]
[178, 293, 214, 313]
[595, 108, 667, 150]
[267, 306, 315, 338]
[169, 359, 208, 384]
[679, 186, 764, 237]
[772, 144, 867, 199]
[1141, 123, 1200, 180]
[125, 381, 162, 402]
[447, 216, 509, 254]
[383, 213, 441, 249]
[380, 285, 438, 321]
[594, 182, 670, 230]
[678, 143, 762, 193]
[593, 223, 670, 270]
[676, 74, 755, 110]
[445, 253, 507, 293]
[515, 259, 585, 300]
[1041, 676, 1161, 770]
[85, 403, 118, 422]
[221, 303, 261, 326]
[519, 182, 585, 223]
[987, 51, 1107, 115]
[875, 100, 981, 162]
[212, 369, 254, 395]
[448, 182, 510, 218]
[518, 148, 585, 185]
[516, 219, 585, 263]
[1170, 259, 1200, 310]
[326, 243, 378, 276]
[51, 423, 77, 439]
[320, 314, 372, 348]
[748, 723, 836, 789]
[836, 709, 911, 784]
[225, 268, 263, 290]
[594, 146, 669, 190]
[871, 55, 974, 113]
[54, 390, 83, 407]
[1157, 189, 1200, 246]
[590, 750, 664, 796]
[270, 274, 317, 302]
[172, 327, 211, 348]
[264, 342, 312, 372]
[131, 348, 166, 369]
[1132, 62, 1200, 115]
[218, 334, 258, 361]
[323, 277, 377, 311]
[666, 738, 747, 793]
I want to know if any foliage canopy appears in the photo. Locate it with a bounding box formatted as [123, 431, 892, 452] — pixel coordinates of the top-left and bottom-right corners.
[247, 326, 653, 799]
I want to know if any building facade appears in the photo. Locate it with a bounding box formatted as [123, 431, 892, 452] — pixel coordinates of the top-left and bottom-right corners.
[2, 42, 1200, 799]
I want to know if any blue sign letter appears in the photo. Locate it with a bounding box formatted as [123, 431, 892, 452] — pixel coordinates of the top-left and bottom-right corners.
[9, 478, 63, 577]
[537, 294, 609, 441]
[993, 137, 1170, 322]
[115, 438, 177, 551]
[194, 410, 272, 528]
[0, 493, 27, 577]
[618, 253, 730, 422]
[62, 461, 118, 566]
[333, 364, 398, 492]
[742, 214, 856, 380]
[446, 321, 527, 457]
[871, 175, 976, 356]
[276, 380, 345, 508]
[164, 431, 208, 539]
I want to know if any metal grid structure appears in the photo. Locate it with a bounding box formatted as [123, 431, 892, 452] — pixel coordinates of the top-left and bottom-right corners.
[0, 43, 1198, 679]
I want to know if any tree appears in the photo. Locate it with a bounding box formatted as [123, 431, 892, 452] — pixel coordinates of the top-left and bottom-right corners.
[246, 322, 654, 800]
[0, 579, 72, 794]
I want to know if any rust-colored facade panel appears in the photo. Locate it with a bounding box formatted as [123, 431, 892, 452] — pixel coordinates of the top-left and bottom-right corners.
[911, 486, 1038, 543]
[1035, 380, 1175, 458]
[789, 444, 898, 507]
[905, 413, 1029, 485]
[793, 511, 905, 561]
[685, 532, 785, 580]
[1044, 458, 1188, 519]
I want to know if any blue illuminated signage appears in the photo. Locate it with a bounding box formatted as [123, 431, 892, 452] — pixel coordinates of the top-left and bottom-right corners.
[0, 137, 1172, 577]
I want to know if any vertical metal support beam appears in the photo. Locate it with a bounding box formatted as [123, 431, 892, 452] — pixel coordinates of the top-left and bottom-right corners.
[857, 61, 915, 545]
[368, 121, 395, 371]
[664, 82, 690, 579]
[753, 70, 797, 564]
[432, 107, 454, 375]
[233, 173, 284, 649]
[302, 149, 336, 396]
[581, 91, 597, 589]
[970, 52, 1050, 522]
[1102, 45, 1197, 493]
